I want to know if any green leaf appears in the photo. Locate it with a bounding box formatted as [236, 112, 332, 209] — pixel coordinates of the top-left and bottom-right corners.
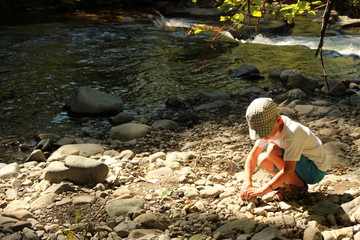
[252, 10, 262, 17]
[75, 210, 82, 224]
[189, 234, 203, 240]
[311, 1, 322, 5]
[231, 13, 245, 22]
[250, 6, 262, 17]
[217, 3, 233, 12]
[192, 0, 197, 3]
[308, 10, 316, 15]
[237, 23, 243, 28]
[220, 16, 231, 21]
[298, 1, 308, 9]
[253, 0, 262, 6]
[162, 189, 171, 196]
[280, 4, 296, 11]
[283, 12, 294, 23]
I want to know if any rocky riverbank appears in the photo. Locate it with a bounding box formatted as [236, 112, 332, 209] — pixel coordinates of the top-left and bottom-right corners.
[1, 67, 360, 239]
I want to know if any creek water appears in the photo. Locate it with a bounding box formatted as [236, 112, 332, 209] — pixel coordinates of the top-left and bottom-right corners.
[0, 10, 359, 140]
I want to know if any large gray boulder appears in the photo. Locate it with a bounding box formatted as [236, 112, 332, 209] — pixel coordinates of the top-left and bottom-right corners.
[269, 66, 290, 86]
[322, 81, 347, 97]
[47, 144, 104, 162]
[110, 123, 152, 141]
[66, 86, 123, 114]
[229, 64, 263, 80]
[280, 69, 319, 92]
[44, 156, 109, 184]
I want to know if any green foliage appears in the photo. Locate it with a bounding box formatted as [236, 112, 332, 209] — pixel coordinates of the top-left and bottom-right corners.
[162, 189, 172, 196]
[280, 1, 321, 23]
[61, 210, 85, 240]
[191, 0, 323, 31]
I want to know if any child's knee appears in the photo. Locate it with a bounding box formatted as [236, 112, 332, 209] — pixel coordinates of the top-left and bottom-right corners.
[258, 152, 270, 169]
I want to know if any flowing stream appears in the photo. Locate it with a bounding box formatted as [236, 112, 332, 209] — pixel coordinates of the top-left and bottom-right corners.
[1, 10, 359, 140]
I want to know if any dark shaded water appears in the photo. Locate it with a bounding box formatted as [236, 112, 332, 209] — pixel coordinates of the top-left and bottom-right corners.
[0, 10, 359, 139]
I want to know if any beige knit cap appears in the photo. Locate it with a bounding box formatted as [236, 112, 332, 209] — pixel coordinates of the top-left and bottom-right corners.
[246, 98, 279, 140]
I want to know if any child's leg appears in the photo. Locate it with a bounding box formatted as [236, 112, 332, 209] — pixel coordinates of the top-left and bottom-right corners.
[258, 143, 305, 187]
[258, 143, 283, 174]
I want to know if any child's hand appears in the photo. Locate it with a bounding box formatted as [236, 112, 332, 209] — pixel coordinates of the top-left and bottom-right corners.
[242, 187, 266, 199]
[239, 184, 253, 199]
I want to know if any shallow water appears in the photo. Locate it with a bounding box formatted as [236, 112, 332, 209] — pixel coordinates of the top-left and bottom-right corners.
[0, 10, 359, 139]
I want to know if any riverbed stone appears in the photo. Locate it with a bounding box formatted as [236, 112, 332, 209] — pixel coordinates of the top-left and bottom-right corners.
[26, 149, 47, 162]
[229, 64, 263, 80]
[110, 123, 152, 141]
[194, 100, 228, 111]
[200, 186, 223, 198]
[196, 91, 231, 102]
[3, 200, 29, 212]
[165, 97, 185, 108]
[311, 200, 351, 226]
[134, 212, 171, 230]
[151, 120, 178, 130]
[44, 156, 109, 184]
[113, 187, 134, 198]
[323, 142, 351, 167]
[322, 227, 354, 240]
[114, 221, 141, 238]
[5, 188, 17, 200]
[43, 182, 75, 195]
[177, 185, 199, 199]
[264, 215, 296, 227]
[146, 167, 174, 180]
[350, 94, 360, 106]
[47, 143, 104, 161]
[342, 196, 360, 219]
[128, 229, 164, 239]
[30, 193, 57, 210]
[22, 227, 39, 240]
[213, 219, 257, 239]
[2, 208, 33, 221]
[105, 197, 144, 217]
[73, 195, 96, 205]
[239, 86, 267, 96]
[111, 112, 135, 125]
[303, 226, 322, 240]
[65, 86, 123, 114]
[324, 81, 348, 97]
[269, 66, 290, 86]
[280, 69, 319, 92]
[0, 163, 20, 179]
[294, 104, 332, 117]
[251, 227, 283, 240]
[274, 88, 307, 102]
